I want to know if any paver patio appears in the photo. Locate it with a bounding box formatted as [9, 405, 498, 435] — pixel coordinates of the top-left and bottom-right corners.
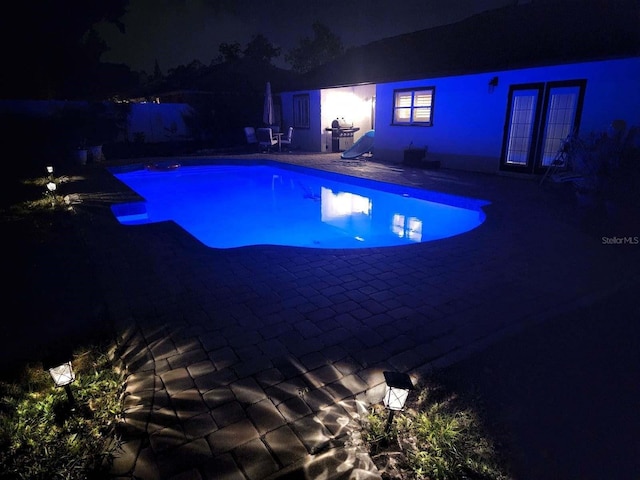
[10, 151, 640, 479]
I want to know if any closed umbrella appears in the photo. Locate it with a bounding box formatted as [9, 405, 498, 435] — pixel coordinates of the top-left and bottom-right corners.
[263, 81, 274, 127]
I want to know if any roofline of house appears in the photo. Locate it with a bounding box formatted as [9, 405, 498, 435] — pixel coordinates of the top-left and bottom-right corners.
[279, 52, 640, 93]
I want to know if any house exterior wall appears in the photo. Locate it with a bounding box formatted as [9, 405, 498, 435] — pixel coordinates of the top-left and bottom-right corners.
[373, 56, 640, 173]
[578, 57, 640, 134]
[280, 85, 375, 154]
[279, 56, 639, 174]
[279, 90, 323, 152]
[320, 84, 376, 150]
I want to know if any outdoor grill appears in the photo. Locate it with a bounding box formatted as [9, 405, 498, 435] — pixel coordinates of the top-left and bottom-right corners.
[326, 118, 360, 152]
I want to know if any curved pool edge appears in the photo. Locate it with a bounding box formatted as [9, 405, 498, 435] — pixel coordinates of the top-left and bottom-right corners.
[108, 158, 492, 250]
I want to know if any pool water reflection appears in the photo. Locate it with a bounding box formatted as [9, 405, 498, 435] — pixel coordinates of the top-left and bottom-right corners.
[110, 162, 490, 249]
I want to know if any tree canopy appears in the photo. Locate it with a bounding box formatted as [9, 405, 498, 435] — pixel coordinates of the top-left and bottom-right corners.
[285, 22, 344, 74]
[243, 34, 281, 64]
[218, 42, 243, 63]
[1, 0, 131, 100]
[0, 4, 344, 101]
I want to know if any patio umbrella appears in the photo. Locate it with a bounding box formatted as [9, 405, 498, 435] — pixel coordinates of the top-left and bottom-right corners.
[263, 81, 274, 126]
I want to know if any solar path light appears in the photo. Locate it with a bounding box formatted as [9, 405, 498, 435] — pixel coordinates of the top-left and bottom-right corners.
[46, 180, 57, 207]
[48, 360, 76, 407]
[382, 371, 415, 434]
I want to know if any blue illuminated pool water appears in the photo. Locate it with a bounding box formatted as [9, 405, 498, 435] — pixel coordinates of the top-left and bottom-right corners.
[110, 161, 490, 249]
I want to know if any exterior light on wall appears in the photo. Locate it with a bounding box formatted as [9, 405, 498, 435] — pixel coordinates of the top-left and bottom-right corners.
[488, 76, 499, 93]
[382, 371, 415, 433]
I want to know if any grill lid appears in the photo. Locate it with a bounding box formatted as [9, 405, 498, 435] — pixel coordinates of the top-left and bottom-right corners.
[331, 118, 352, 129]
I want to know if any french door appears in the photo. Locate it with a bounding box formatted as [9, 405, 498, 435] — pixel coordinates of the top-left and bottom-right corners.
[500, 80, 586, 173]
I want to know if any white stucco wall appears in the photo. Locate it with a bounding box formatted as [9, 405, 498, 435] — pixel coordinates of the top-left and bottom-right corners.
[280, 85, 375, 153]
[279, 90, 323, 152]
[373, 56, 640, 172]
[578, 57, 640, 134]
[280, 56, 640, 174]
[320, 84, 376, 148]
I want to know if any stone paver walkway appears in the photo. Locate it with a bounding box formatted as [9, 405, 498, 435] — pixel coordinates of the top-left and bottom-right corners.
[45, 152, 640, 479]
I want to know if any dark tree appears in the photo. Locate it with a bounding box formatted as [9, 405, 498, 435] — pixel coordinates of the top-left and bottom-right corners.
[218, 42, 242, 62]
[165, 60, 206, 90]
[1, 0, 130, 100]
[285, 22, 344, 73]
[243, 34, 281, 64]
[153, 59, 163, 80]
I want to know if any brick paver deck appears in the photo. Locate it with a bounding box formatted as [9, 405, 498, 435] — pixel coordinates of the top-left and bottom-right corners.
[32, 152, 639, 479]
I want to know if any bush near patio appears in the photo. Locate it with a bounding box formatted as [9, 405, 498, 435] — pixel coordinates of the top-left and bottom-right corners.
[0, 344, 126, 480]
[362, 380, 511, 480]
[568, 124, 640, 206]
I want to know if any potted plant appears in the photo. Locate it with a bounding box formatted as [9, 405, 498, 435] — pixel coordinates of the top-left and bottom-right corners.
[52, 107, 91, 166]
[75, 138, 88, 166]
[87, 144, 104, 163]
[85, 102, 120, 163]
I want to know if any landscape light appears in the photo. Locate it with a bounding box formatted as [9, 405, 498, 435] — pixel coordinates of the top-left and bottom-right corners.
[46, 181, 57, 207]
[46, 165, 54, 174]
[382, 371, 415, 434]
[48, 361, 76, 406]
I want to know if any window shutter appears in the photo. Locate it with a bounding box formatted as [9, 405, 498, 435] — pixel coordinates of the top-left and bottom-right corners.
[396, 92, 413, 107]
[394, 91, 412, 122]
[413, 91, 432, 107]
[393, 88, 434, 125]
[413, 108, 431, 122]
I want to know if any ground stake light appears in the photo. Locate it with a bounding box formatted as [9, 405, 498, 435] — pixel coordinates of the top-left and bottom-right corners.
[48, 361, 76, 406]
[46, 181, 57, 207]
[382, 371, 415, 434]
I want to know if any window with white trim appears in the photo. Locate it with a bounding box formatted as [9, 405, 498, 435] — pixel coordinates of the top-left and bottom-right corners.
[393, 88, 434, 126]
[293, 94, 310, 128]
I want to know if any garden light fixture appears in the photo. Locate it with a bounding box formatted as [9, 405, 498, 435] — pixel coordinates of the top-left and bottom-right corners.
[46, 181, 57, 207]
[48, 361, 76, 406]
[488, 76, 499, 93]
[383, 371, 414, 410]
[382, 371, 415, 434]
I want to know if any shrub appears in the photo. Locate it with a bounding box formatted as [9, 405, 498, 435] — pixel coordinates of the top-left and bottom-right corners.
[362, 382, 510, 480]
[0, 344, 125, 480]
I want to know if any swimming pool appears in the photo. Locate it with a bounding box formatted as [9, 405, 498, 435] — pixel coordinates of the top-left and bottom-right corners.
[110, 161, 490, 249]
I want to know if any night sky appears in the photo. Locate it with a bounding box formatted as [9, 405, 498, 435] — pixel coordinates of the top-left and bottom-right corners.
[96, 0, 519, 74]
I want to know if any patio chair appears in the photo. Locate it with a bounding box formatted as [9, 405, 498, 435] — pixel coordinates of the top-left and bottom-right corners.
[539, 132, 584, 186]
[279, 126, 294, 151]
[256, 127, 278, 152]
